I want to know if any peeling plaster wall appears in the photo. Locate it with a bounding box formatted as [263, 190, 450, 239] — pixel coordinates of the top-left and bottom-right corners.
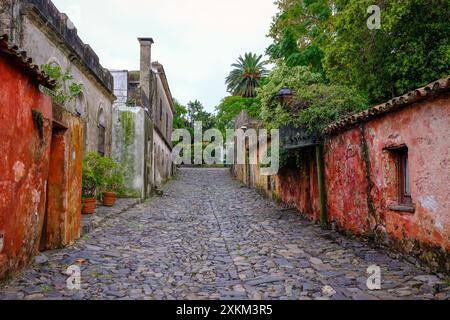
[233, 95, 450, 272]
[0, 54, 53, 280]
[0, 1, 115, 156]
[18, 16, 114, 155]
[277, 149, 320, 222]
[112, 105, 146, 198]
[49, 104, 83, 248]
[325, 94, 450, 271]
[151, 68, 174, 147]
[152, 130, 172, 187]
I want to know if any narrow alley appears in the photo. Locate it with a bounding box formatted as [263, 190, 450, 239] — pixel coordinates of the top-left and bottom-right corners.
[0, 168, 447, 300]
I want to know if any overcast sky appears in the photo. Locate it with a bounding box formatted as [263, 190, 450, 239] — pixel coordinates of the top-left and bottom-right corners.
[52, 0, 278, 113]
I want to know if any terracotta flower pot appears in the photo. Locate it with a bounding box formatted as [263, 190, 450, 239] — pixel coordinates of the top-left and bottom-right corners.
[82, 197, 97, 215]
[102, 192, 117, 207]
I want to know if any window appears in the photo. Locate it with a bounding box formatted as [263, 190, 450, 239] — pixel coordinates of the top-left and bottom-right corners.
[387, 146, 414, 213]
[398, 148, 412, 206]
[160, 99, 163, 121]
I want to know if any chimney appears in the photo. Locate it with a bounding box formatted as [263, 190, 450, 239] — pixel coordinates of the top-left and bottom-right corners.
[138, 37, 154, 112]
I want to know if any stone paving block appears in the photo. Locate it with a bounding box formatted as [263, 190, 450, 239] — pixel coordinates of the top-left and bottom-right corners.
[0, 169, 447, 300]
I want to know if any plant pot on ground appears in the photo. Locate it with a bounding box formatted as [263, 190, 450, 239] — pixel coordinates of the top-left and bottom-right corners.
[82, 158, 98, 215]
[102, 192, 117, 207]
[82, 197, 97, 215]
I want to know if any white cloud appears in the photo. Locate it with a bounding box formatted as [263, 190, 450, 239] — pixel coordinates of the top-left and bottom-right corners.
[52, 0, 277, 112]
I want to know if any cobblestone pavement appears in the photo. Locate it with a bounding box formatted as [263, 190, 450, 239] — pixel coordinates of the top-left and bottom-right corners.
[1, 168, 449, 300]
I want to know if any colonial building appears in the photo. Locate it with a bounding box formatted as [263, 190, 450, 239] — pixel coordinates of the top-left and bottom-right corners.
[0, 35, 84, 280]
[111, 38, 174, 198]
[233, 77, 450, 273]
[0, 0, 115, 156]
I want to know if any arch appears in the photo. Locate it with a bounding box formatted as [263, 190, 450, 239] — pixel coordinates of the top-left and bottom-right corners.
[97, 105, 106, 127]
[75, 91, 86, 116]
[46, 57, 62, 68]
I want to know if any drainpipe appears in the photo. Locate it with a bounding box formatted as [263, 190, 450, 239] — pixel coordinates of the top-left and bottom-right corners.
[316, 144, 328, 229]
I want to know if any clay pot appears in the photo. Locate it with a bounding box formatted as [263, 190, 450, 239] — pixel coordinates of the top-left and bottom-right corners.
[102, 192, 117, 207]
[82, 197, 97, 215]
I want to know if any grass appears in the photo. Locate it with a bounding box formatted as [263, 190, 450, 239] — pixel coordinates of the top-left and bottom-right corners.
[41, 285, 53, 295]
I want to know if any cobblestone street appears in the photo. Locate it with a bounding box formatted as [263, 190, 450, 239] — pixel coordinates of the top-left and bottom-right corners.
[0, 168, 448, 300]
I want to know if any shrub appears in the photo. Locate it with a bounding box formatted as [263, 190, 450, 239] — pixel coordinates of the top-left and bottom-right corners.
[84, 152, 125, 195]
[82, 161, 98, 198]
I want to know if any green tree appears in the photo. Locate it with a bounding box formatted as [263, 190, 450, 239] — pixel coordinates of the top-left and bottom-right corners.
[173, 99, 190, 130]
[186, 100, 215, 131]
[214, 96, 261, 134]
[266, 0, 333, 74]
[258, 63, 368, 132]
[225, 52, 268, 98]
[324, 0, 450, 103]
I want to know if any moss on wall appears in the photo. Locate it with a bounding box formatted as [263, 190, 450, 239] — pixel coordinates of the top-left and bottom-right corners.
[118, 111, 140, 197]
[120, 111, 135, 147]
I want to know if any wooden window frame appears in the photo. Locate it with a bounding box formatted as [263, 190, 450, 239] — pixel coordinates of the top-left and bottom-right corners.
[387, 145, 415, 213]
[398, 148, 412, 206]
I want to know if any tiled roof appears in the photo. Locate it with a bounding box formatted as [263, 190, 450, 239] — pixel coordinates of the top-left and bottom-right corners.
[0, 34, 56, 88]
[324, 77, 450, 135]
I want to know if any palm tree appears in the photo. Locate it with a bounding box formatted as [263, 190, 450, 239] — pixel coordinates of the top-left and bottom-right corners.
[226, 53, 268, 98]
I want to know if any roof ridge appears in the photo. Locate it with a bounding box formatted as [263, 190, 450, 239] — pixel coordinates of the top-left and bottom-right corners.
[0, 34, 56, 88]
[324, 77, 450, 135]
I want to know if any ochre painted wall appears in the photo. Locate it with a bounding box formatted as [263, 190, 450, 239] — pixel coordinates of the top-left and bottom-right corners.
[0, 54, 53, 279]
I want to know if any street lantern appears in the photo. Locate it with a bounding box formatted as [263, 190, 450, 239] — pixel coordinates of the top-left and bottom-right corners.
[276, 86, 294, 106]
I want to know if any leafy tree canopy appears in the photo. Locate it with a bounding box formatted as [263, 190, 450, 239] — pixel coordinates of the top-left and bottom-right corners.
[324, 0, 450, 104]
[259, 64, 368, 132]
[214, 96, 261, 134]
[266, 0, 333, 74]
[186, 100, 215, 131]
[173, 98, 190, 130]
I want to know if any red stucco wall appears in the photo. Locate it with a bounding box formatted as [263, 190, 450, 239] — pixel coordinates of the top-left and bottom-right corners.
[277, 149, 320, 222]
[325, 128, 371, 235]
[0, 55, 53, 279]
[325, 94, 450, 271]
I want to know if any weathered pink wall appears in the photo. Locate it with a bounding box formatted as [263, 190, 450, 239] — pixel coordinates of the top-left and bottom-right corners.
[0, 54, 53, 279]
[325, 94, 450, 271]
[277, 149, 320, 222]
[325, 129, 371, 235]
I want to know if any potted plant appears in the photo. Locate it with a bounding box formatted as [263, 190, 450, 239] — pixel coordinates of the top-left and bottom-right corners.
[82, 164, 97, 215]
[88, 154, 124, 207]
[103, 168, 123, 207]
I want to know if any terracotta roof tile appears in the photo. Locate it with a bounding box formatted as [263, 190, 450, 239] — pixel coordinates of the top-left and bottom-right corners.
[0, 34, 56, 89]
[324, 77, 450, 135]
